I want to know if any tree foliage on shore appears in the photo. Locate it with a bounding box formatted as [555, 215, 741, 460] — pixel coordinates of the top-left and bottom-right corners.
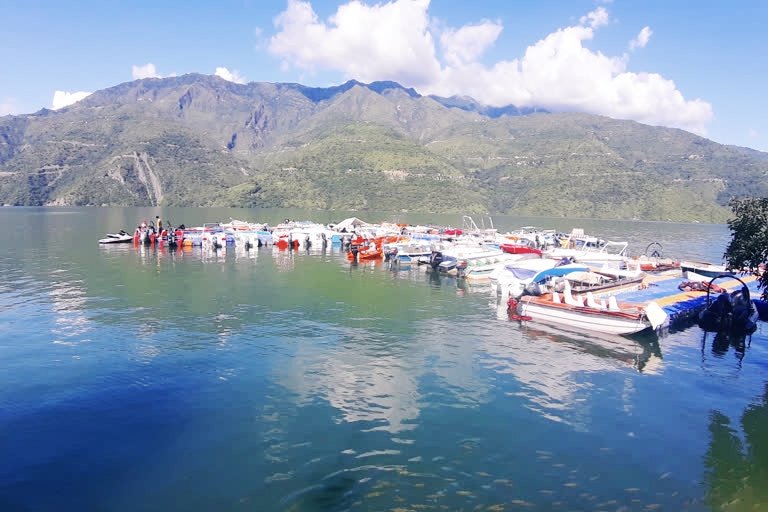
[724, 197, 768, 299]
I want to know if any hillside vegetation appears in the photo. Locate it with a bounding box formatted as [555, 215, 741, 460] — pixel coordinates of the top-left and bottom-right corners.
[1, 73, 766, 221]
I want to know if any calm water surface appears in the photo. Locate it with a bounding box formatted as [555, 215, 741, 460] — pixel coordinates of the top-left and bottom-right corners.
[1, 207, 766, 512]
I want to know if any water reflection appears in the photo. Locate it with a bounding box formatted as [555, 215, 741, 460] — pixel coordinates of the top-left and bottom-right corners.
[48, 275, 92, 346]
[467, 296, 667, 429]
[702, 331, 750, 364]
[4, 208, 768, 512]
[492, 295, 663, 370]
[271, 261, 671, 439]
[279, 336, 422, 434]
[705, 384, 768, 510]
[275, 314, 494, 435]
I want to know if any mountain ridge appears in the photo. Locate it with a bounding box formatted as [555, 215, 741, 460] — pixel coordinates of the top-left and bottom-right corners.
[0, 73, 765, 221]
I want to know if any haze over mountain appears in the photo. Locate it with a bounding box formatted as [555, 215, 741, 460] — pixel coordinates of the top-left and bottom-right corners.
[1, 73, 766, 222]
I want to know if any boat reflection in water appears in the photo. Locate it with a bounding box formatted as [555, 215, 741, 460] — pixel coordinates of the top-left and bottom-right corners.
[39, 210, 763, 512]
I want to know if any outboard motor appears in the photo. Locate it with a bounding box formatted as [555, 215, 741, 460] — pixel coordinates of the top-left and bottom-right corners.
[731, 285, 758, 335]
[698, 276, 758, 336]
[523, 282, 544, 297]
[429, 251, 444, 270]
[698, 292, 733, 332]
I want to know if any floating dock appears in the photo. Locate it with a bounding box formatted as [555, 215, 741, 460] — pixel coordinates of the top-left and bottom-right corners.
[614, 272, 761, 327]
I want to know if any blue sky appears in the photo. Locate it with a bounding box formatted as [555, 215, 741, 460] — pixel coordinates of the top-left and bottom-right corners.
[1, 0, 766, 152]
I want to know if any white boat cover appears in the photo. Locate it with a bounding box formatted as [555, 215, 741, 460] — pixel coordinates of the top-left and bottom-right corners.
[334, 217, 369, 232]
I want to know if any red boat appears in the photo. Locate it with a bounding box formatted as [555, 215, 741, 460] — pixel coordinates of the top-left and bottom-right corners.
[499, 242, 542, 256]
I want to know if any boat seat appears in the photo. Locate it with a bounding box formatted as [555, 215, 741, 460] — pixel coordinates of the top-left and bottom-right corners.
[608, 296, 621, 311]
[551, 291, 561, 303]
[586, 292, 602, 309]
[563, 280, 582, 306]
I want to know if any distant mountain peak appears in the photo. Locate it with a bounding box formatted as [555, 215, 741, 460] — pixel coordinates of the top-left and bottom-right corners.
[365, 81, 420, 98]
[289, 79, 420, 103]
[429, 94, 546, 118]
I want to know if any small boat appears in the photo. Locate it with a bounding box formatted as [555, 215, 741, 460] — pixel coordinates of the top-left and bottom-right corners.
[499, 240, 543, 256]
[680, 260, 735, 278]
[181, 223, 229, 247]
[348, 240, 383, 261]
[458, 253, 540, 281]
[158, 228, 185, 248]
[633, 242, 680, 272]
[512, 283, 667, 336]
[563, 269, 647, 297]
[346, 237, 385, 261]
[98, 230, 133, 244]
[383, 240, 433, 264]
[430, 244, 507, 274]
[491, 258, 589, 297]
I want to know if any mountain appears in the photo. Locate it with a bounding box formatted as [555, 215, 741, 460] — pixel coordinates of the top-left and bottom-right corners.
[429, 94, 545, 117]
[1, 73, 766, 222]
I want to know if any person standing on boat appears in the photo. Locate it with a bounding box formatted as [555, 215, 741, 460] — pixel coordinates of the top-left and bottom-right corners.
[156, 215, 163, 236]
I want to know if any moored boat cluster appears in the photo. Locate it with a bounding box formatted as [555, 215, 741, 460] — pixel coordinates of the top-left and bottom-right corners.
[100, 215, 764, 339]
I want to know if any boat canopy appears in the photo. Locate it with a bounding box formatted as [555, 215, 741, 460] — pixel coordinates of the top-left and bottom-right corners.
[334, 217, 369, 232]
[531, 264, 589, 283]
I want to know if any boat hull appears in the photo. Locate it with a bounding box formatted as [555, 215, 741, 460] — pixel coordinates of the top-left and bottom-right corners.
[680, 261, 735, 278]
[517, 297, 650, 335]
[99, 234, 133, 244]
[499, 244, 542, 256]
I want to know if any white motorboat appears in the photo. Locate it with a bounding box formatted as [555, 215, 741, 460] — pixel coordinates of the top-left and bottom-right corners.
[459, 252, 541, 281]
[98, 231, 133, 244]
[513, 284, 667, 336]
[680, 260, 735, 278]
[383, 239, 433, 264]
[491, 258, 589, 297]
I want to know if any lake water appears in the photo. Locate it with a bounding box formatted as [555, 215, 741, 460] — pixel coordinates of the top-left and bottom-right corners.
[1, 207, 766, 512]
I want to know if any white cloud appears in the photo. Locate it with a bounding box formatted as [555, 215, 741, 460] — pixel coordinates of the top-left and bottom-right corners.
[132, 63, 161, 80]
[629, 26, 652, 50]
[51, 90, 92, 110]
[269, 0, 441, 88]
[214, 66, 246, 84]
[440, 20, 502, 67]
[579, 6, 610, 29]
[268, 1, 712, 135]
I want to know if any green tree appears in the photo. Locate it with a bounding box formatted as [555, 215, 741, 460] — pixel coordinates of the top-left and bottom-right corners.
[724, 197, 768, 300]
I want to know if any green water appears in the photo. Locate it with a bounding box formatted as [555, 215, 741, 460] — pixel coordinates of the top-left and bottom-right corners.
[0, 207, 766, 511]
